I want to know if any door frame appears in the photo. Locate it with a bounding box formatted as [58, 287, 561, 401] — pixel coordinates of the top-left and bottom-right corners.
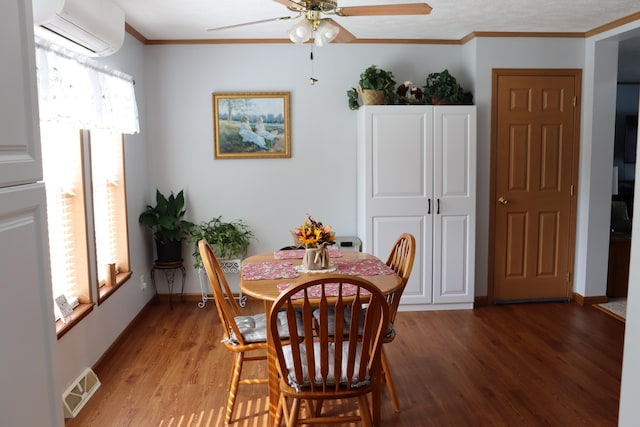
[487, 68, 582, 304]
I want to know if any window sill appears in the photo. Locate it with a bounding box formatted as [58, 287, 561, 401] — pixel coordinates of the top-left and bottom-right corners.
[98, 271, 132, 304]
[56, 303, 94, 339]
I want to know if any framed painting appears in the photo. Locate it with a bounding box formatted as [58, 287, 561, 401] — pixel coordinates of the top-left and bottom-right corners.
[213, 92, 291, 159]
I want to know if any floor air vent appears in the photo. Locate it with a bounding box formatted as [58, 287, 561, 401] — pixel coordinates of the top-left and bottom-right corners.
[62, 368, 101, 418]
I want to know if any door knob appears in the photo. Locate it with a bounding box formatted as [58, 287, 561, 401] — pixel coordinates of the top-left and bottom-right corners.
[498, 197, 508, 205]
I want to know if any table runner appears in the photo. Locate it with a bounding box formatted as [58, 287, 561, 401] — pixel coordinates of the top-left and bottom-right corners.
[332, 258, 395, 276]
[241, 262, 299, 280]
[273, 248, 343, 260]
[277, 282, 371, 298]
[242, 257, 394, 281]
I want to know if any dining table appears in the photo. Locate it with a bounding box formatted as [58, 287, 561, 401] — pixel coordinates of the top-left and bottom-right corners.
[239, 248, 402, 426]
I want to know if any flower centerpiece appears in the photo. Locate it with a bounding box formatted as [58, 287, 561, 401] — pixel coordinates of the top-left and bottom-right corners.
[294, 215, 335, 270]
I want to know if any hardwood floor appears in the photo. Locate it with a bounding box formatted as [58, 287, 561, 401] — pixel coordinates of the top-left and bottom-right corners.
[65, 298, 624, 426]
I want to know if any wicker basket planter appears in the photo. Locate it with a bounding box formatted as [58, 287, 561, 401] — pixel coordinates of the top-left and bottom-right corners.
[359, 87, 385, 105]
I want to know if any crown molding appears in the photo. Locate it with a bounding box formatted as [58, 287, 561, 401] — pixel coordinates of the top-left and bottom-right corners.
[585, 11, 640, 37]
[124, 11, 640, 46]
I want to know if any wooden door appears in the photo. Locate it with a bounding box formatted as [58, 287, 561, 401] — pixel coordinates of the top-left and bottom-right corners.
[491, 70, 580, 302]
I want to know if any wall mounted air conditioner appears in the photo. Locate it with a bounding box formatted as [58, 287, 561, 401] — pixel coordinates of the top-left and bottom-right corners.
[32, 0, 125, 57]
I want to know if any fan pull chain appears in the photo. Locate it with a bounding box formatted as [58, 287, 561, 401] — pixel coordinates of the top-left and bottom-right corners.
[309, 45, 318, 85]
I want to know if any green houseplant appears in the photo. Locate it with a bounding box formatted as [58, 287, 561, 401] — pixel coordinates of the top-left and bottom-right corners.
[139, 189, 194, 263]
[190, 216, 255, 269]
[422, 69, 473, 105]
[347, 65, 397, 110]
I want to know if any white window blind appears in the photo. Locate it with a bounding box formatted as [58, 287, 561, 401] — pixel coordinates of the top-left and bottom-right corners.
[90, 130, 123, 285]
[40, 122, 83, 301]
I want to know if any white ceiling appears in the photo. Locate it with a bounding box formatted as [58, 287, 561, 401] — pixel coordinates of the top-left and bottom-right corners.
[113, 0, 640, 42]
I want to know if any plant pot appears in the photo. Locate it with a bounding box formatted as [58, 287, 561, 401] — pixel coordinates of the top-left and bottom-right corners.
[155, 239, 183, 263]
[302, 246, 331, 270]
[358, 86, 385, 105]
[429, 96, 450, 105]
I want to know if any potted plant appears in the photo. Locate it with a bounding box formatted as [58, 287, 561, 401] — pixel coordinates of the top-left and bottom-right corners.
[139, 189, 194, 263]
[422, 69, 473, 105]
[190, 216, 255, 269]
[347, 64, 397, 110]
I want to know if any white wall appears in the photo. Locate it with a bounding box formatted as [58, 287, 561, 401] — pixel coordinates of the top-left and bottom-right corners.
[574, 39, 619, 298]
[55, 32, 153, 392]
[593, 20, 640, 427]
[142, 43, 466, 290]
[472, 37, 585, 296]
[142, 39, 588, 298]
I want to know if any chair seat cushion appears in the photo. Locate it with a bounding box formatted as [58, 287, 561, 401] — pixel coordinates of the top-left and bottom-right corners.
[230, 310, 302, 344]
[313, 307, 394, 338]
[282, 341, 370, 392]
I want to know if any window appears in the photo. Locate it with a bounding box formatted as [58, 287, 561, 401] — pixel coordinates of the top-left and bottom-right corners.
[89, 130, 131, 299]
[41, 124, 131, 335]
[41, 122, 90, 309]
[34, 36, 139, 336]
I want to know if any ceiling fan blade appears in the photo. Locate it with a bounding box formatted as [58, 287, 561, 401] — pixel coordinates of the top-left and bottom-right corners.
[338, 3, 432, 17]
[207, 15, 294, 32]
[325, 18, 356, 43]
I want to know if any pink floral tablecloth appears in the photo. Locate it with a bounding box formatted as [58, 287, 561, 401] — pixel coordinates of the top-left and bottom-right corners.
[277, 282, 371, 299]
[273, 248, 343, 260]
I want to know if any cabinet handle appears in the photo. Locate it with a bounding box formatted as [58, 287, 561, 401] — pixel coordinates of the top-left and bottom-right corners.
[428, 198, 431, 214]
[437, 199, 440, 214]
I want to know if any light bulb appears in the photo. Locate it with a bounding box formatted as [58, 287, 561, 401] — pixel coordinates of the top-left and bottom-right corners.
[315, 20, 339, 45]
[289, 19, 312, 44]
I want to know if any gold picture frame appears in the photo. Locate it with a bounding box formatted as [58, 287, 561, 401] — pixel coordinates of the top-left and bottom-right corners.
[212, 92, 291, 159]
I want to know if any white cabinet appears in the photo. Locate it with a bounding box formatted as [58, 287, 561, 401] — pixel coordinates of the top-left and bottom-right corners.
[0, 0, 42, 187]
[0, 0, 64, 425]
[357, 105, 476, 311]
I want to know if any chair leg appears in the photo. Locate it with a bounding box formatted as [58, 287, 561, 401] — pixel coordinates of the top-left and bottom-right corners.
[358, 394, 373, 427]
[309, 399, 321, 416]
[382, 348, 400, 412]
[275, 394, 285, 426]
[287, 398, 301, 427]
[225, 352, 244, 424]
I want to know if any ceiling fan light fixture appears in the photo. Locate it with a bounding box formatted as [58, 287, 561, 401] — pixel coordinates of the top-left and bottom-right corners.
[314, 19, 339, 46]
[289, 19, 313, 43]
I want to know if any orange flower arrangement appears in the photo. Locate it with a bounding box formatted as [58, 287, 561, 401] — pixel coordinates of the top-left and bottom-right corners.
[294, 215, 335, 248]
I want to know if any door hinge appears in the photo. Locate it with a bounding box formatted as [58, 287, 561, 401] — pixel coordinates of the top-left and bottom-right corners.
[566, 271, 571, 282]
[573, 96, 577, 107]
[570, 184, 574, 196]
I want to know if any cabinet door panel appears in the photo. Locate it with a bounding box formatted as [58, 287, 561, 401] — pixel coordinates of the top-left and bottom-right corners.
[0, 0, 42, 186]
[0, 183, 63, 425]
[434, 214, 472, 303]
[359, 106, 434, 306]
[371, 114, 427, 198]
[437, 113, 472, 197]
[433, 107, 476, 304]
[372, 215, 431, 305]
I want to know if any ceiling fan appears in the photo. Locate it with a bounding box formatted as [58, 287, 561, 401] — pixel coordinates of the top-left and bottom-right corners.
[208, 1, 432, 46]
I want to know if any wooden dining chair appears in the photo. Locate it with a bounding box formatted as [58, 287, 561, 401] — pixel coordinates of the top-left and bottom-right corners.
[269, 274, 389, 426]
[199, 240, 296, 425]
[381, 232, 416, 412]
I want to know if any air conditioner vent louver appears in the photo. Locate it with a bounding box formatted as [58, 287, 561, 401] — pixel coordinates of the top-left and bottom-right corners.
[62, 368, 101, 418]
[42, 16, 107, 54]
